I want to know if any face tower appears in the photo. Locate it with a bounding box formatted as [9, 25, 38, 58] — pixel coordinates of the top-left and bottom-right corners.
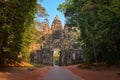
[51, 15, 62, 33]
[51, 15, 63, 39]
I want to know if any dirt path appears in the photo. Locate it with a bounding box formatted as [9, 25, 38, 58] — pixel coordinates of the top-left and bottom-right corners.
[44, 65, 82, 80]
[66, 65, 120, 80]
[0, 66, 51, 80]
[1, 65, 120, 80]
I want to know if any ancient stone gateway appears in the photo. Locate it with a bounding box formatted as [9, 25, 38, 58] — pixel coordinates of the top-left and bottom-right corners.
[31, 15, 83, 66]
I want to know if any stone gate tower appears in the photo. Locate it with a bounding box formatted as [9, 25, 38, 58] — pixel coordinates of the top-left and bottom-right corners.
[30, 15, 83, 66]
[51, 15, 62, 32]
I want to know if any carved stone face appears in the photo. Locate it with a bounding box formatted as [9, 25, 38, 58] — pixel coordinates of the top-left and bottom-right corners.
[53, 30, 61, 39]
[51, 15, 62, 32]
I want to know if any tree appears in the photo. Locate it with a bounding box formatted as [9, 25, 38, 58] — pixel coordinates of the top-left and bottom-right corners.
[58, 0, 120, 65]
[0, 0, 48, 66]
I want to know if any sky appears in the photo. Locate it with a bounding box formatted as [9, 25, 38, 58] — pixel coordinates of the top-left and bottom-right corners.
[37, 0, 65, 27]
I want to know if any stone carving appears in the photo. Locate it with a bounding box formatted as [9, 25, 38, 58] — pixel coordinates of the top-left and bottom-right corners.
[30, 15, 83, 66]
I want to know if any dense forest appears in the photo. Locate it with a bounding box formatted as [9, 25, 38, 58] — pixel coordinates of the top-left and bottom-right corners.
[58, 0, 120, 65]
[0, 0, 120, 67]
[0, 0, 47, 66]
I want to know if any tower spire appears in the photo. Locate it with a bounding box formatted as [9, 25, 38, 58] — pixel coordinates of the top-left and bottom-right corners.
[51, 15, 62, 32]
[55, 15, 59, 20]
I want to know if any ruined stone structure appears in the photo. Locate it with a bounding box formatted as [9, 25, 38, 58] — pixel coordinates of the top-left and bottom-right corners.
[30, 15, 83, 66]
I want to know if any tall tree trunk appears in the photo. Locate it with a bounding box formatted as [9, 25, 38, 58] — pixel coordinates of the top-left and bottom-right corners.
[84, 39, 89, 64]
[111, 27, 117, 53]
[0, 32, 4, 66]
[92, 37, 97, 63]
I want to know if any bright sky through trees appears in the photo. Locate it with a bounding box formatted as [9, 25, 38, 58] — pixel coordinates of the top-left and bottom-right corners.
[37, 0, 65, 27]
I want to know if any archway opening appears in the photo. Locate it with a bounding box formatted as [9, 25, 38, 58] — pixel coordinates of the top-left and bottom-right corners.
[53, 48, 61, 66]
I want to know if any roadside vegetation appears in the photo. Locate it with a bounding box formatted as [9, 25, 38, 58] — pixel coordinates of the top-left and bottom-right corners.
[0, 0, 48, 67]
[58, 0, 120, 67]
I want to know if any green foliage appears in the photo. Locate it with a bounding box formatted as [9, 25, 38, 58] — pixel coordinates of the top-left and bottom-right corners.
[54, 51, 60, 58]
[0, 0, 47, 66]
[58, 0, 120, 65]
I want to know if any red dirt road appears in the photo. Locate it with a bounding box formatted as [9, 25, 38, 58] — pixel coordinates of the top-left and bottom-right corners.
[66, 65, 120, 80]
[0, 66, 51, 80]
[44, 66, 81, 80]
[0, 65, 120, 80]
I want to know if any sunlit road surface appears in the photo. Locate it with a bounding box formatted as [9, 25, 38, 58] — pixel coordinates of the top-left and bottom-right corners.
[44, 66, 83, 80]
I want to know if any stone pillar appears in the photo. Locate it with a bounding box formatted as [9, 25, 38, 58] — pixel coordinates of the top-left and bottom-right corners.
[50, 51, 54, 66]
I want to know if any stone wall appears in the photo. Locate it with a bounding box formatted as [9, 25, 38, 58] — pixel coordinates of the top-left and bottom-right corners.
[30, 15, 83, 66]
